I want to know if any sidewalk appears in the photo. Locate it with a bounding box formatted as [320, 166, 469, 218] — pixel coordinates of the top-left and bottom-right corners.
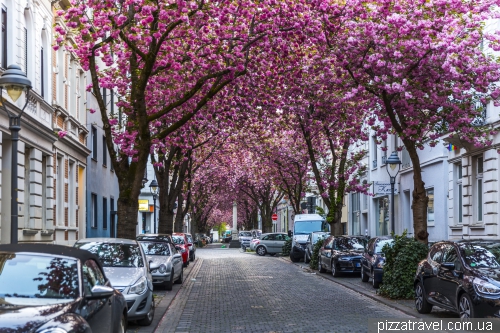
[281, 256, 458, 319]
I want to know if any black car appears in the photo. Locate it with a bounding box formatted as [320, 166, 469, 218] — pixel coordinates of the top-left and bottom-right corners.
[318, 235, 367, 277]
[361, 236, 393, 288]
[0, 243, 127, 333]
[415, 240, 500, 318]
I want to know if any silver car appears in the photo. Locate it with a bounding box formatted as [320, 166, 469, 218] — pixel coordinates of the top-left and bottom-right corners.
[138, 240, 184, 290]
[238, 231, 253, 248]
[255, 233, 290, 256]
[75, 238, 156, 326]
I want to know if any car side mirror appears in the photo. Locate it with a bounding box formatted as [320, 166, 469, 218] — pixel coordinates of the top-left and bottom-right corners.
[149, 262, 160, 271]
[173, 253, 182, 259]
[441, 262, 455, 270]
[88, 285, 114, 299]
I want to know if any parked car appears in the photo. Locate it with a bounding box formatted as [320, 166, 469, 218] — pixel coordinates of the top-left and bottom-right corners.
[255, 233, 290, 256]
[0, 243, 128, 333]
[239, 231, 253, 249]
[415, 240, 500, 318]
[137, 238, 184, 290]
[249, 237, 261, 251]
[74, 238, 156, 326]
[172, 233, 191, 267]
[318, 235, 367, 276]
[304, 231, 329, 263]
[250, 229, 262, 239]
[360, 236, 393, 288]
[290, 214, 330, 262]
[185, 233, 196, 261]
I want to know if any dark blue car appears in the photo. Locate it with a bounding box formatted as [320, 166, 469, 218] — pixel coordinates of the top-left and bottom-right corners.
[360, 236, 393, 288]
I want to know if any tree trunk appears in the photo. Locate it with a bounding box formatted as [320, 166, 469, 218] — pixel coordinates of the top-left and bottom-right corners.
[174, 192, 185, 233]
[403, 139, 429, 244]
[117, 196, 140, 239]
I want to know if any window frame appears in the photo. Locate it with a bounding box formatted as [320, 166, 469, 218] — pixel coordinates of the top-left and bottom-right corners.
[91, 126, 97, 161]
[91, 193, 97, 228]
[475, 155, 484, 223]
[426, 187, 435, 226]
[455, 163, 463, 225]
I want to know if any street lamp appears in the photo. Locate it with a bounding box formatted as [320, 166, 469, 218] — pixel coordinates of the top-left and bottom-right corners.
[385, 151, 401, 235]
[0, 65, 32, 244]
[149, 179, 159, 233]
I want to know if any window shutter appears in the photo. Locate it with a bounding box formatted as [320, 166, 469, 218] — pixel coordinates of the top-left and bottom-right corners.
[23, 27, 27, 74]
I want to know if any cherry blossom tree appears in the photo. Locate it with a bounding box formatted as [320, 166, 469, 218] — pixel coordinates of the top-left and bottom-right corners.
[57, 0, 313, 239]
[320, 0, 500, 243]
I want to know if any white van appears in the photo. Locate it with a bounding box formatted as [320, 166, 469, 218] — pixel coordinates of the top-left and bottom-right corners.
[289, 214, 329, 262]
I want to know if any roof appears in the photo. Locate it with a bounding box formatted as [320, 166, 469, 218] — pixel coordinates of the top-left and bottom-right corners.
[136, 234, 173, 243]
[294, 214, 325, 221]
[0, 243, 102, 265]
[76, 238, 138, 245]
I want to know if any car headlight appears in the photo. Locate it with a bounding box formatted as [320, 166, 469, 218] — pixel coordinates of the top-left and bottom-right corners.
[377, 261, 385, 268]
[159, 264, 167, 274]
[473, 278, 500, 295]
[129, 276, 148, 295]
[38, 329, 68, 333]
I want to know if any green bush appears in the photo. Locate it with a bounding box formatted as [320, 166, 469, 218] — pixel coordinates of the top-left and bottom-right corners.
[379, 231, 429, 299]
[282, 238, 292, 256]
[309, 238, 325, 270]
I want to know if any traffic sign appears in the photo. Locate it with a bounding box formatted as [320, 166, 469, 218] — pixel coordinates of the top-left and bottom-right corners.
[272, 214, 278, 221]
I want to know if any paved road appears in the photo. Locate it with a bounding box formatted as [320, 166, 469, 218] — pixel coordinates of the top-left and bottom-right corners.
[155, 247, 412, 333]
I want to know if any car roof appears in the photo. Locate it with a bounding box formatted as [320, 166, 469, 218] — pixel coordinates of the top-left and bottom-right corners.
[0, 243, 103, 265]
[76, 237, 139, 245]
[136, 234, 173, 242]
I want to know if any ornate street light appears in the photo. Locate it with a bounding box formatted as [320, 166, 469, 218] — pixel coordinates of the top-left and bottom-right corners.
[0, 65, 32, 244]
[385, 151, 401, 235]
[149, 179, 159, 233]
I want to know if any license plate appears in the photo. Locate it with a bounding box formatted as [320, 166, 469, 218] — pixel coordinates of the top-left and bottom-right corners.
[356, 263, 361, 267]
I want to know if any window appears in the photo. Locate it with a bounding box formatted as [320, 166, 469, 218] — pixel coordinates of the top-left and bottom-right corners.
[372, 136, 377, 168]
[111, 92, 114, 115]
[22, 27, 27, 74]
[1, 8, 6, 68]
[476, 156, 483, 223]
[91, 126, 97, 160]
[103, 87, 107, 108]
[82, 259, 106, 296]
[456, 163, 463, 224]
[103, 197, 107, 229]
[382, 140, 387, 164]
[429, 245, 443, 263]
[40, 47, 44, 98]
[427, 188, 434, 225]
[376, 197, 389, 235]
[351, 192, 360, 235]
[91, 193, 97, 228]
[102, 136, 107, 166]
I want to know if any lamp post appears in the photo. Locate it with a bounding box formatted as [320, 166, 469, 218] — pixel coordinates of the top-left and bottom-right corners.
[0, 65, 32, 244]
[149, 179, 158, 233]
[385, 151, 401, 235]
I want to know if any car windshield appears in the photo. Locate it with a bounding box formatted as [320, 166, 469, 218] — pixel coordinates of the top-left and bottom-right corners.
[240, 232, 252, 237]
[172, 236, 185, 245]
[139, 242, 170, 256]
[186, 235, 193, 243]
[334, 237, 365, 251]
[0, 253, 79, 302]
[312, 233, 327, 243]
[460, 244, 500, 268]
[75, 242, 144, 268]
[375, 239, 393, 253]
[294, 221, 325, 235]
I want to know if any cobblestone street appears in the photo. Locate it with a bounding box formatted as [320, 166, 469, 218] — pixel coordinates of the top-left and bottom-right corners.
[154, 246, 412, 333]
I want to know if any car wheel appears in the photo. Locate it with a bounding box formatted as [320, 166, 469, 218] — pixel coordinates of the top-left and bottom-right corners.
[165, 270, 173, 291]
[191, 253, 195, 261]
[175, 268, 183, 284]
[415, 281, 433, 314]
[318, 257, 326, 273]
[331, 262, 340, 277]
[290, 254, 300, 262]
[137, 298, 155, 326]
[256, 246, 267, 256]
[115, 312, 127, 333]
[372, 270, 380, 288]
[459, 293, 475, 319]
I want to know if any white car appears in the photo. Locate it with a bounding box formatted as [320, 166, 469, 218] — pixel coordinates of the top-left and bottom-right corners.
[238, 231, 253, 248]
